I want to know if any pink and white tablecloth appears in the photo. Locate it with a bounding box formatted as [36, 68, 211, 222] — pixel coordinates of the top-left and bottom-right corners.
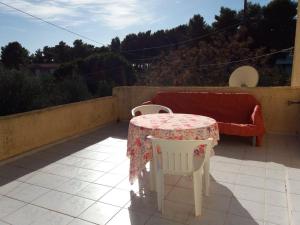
[127, 113, 219, 183]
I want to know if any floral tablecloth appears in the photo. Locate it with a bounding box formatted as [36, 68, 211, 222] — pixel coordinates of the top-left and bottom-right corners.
[127, 113, 219, 183]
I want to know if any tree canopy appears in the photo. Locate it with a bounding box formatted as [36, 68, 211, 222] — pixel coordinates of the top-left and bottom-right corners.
[1, 42, 30, 69]
[0, 0, 297, 115]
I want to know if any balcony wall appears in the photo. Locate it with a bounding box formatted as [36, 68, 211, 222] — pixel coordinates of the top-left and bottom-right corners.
[0, 96, 117, 161]
[113, 86, 300, 135]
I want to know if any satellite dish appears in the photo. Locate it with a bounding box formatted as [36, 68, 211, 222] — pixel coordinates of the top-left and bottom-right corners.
[229, 66, 259, 87]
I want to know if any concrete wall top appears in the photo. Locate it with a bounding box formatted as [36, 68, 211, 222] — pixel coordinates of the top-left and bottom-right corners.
[113, 86, 300, 135]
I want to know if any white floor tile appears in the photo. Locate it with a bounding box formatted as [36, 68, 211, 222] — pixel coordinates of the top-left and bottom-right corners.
[188, 208, 226, 225]
[106, 209, 150, 225]
[0, 196, 25, 218]
[6, 183, 49, 203]
[166, 187, 194, 205]
[265, 190, 287, 208]
[265, 205, 289, 225]
[165, 175, 181, 185]
[67, 218, 95, 225]
[241, 160, 266, 168]
[224, 214, 264, 225]
[55, 156, 83, 166]
[2, 204, 48, 225]
[25, 172, 70, 189]
[99, 188, 131, 207]
[32, 190, 70, 209]
[212, 161, 241, 173]
[145, 216, 184, 225]
[209, 181, 235, 198]
[289, 180, 300, 194]
[73, 168, 104, 182]
[202, 195, 231, 212]
[176, 176, 193, 189]
[76, 183, 112, 200]
[235, 174, 265, 189]
[239, 165, 266, 178]
[288, 168, 300, 181]
[290, 194, 300, 211]
[229, 199, 265, 221]
[79, 202, 120, 225]
[115, 178, 140, 192]
[292, 211, 300, 225]
[54, 179, 89, 194]
[32, 190, 94, 217]
[233, 185, 265, 203]
[126, 193, 158, 215]
[210, 171, 237, 184]
[266, 169, 286, 181]
[95, 173, 127, 187]
[16, 171, 39, 182]
[0, 180, 23, 195]
[265, 179, 286, 192]
[1, 125, 299, 225]
[30, 210, 73, 225]
[155, 200, 193, 223]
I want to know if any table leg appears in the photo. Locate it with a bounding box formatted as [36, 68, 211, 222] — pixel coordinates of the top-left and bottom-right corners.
[203, 153, 210, 196]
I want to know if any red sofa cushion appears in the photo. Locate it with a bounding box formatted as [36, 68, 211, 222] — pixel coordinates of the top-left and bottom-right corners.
[147, 92, 265, 145]
[150, 92, 259, 124]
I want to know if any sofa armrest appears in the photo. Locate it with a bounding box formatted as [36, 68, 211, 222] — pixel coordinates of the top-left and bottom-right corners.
[142, 100, 152, 105]
[251, 105, 265, 133]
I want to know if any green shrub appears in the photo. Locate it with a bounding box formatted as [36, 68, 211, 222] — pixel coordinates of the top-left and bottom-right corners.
[0, 67, 43, 116]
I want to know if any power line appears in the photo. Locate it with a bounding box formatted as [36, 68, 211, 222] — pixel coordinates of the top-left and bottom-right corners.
[197, 47, 294, 68]
[81, 46, 294, 76]
[1, 1, 241, 57]
[2, 1, 291, 71]
[152, 47, 293, 70]
[0, 1, 105, 46]
[121, 23, 241, 53]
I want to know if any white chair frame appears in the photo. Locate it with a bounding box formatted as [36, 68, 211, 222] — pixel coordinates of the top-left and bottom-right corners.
[149, 137, 213, 216]
[131, 104, 173, 117]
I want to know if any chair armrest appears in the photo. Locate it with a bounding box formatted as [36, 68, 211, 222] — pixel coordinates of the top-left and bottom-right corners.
[251, 105, 265, 133]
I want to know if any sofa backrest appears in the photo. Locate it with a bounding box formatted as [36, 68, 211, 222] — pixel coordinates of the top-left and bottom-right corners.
[150, 92, 260, 124]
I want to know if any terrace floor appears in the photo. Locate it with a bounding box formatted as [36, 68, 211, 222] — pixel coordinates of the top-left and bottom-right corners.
[0, 122, 299, 225]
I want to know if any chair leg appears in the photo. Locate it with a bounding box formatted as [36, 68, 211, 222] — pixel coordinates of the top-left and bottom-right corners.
[161, 172, 165, 214]
[150, 160, 156, 191]
[156, 169, 164, 212]
[203, 157, 210, 196]
[193, 169, 203, 216]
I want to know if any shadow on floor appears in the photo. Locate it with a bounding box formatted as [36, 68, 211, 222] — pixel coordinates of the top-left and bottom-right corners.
[127, 169, 262, 225]
[0, 122, 298, 224]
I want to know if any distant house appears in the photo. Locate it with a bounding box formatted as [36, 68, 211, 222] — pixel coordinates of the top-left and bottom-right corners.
[29, 63, 60, 76]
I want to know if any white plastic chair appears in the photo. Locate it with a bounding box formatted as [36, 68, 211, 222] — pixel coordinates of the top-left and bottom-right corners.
[149, 137, 213, 216]
[131, 104, 173, 117]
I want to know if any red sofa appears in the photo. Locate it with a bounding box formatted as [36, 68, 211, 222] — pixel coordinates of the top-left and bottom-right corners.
[145, 92, 265, 146]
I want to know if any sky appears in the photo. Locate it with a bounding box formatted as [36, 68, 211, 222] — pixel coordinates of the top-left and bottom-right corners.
[0, 0, 270, 53]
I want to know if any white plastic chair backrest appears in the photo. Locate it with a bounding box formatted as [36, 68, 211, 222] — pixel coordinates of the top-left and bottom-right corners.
[150, 137, 213, 175]
[131, 104, 173, 117]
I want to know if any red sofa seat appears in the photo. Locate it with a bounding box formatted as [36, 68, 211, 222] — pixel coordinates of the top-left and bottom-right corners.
[145, 92, 265, 146]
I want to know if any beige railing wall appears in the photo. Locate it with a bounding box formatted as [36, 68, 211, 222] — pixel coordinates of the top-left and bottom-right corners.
[291, 0, 300, 86]
[113, 86, 300, 135]
[0, 96, 117, 161]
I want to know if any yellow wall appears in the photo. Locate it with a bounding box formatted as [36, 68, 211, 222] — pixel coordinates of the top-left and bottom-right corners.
[113, 86, 300, 135]
[0, 96, 117, 161]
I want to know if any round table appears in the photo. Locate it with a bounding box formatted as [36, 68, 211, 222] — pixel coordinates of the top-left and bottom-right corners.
[127, 113, 219, 183]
